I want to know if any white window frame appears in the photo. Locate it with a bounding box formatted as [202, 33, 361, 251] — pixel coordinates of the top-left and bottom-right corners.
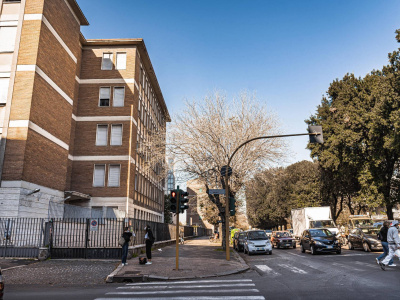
[93, 164, 106, 187]
[108, 164, 121, 187]
[110, 124, 123, 146]
[101, 52, 113, 70]
[113, 86, 125, 107]
[116, 52, 127, 70]
[99, 86, 111, 107]
[95, 124, 108, 146]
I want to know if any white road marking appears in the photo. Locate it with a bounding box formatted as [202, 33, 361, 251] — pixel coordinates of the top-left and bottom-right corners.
[255, 264, 280, 276]
[355, 261, 377, 268]
[280, 264, 308, 274]
[96, 297, 265, 300]
[126, 279, 253, 286]
[286, 252, 304, 258]
[106, 289, 260, 295]
[332, 262, 364, 272]
[118, 283, 256, 289]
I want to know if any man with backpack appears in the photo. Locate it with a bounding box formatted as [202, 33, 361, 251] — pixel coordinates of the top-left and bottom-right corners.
[376, 221, 394, 266]
[379, 220, 400, 270]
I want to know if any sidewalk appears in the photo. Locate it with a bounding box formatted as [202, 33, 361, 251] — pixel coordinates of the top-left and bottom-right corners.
[107, 236, 249, 283]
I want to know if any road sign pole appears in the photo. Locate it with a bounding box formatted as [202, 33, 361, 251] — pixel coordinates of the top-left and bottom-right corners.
[225, 173, 230, 261]
[175, 185, 180, 270]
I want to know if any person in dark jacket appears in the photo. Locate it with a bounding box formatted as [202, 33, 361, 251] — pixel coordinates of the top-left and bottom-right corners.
[376, 221, 394, 266]
[144, 225, 154, 265]
[121, 227, 133, 266]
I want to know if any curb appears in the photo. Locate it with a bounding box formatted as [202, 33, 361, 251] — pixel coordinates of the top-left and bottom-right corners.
[107, 251, 250, 283]
[106, 263, 125, 283]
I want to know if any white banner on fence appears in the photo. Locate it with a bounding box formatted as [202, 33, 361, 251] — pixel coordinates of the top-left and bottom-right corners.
[90, 219, 98, 231]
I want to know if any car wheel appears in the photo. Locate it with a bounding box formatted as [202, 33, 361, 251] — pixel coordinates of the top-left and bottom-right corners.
[293, 244, 296, 249]
[310, 245, 316, 255]
[269, 251, 272, 255]
[336, 249, 341, 254]
[300, 244, 305, 253]
[363, 242, 371, 252]
[348, 241, 354, 250]
[277, 243, 280, 249]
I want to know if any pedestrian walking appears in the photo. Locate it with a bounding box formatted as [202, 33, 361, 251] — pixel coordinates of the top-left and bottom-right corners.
[376, 221, 394, 266]
[121, 227, 133, 266]
[145, 225, 154, 265]
[379, 220, 400, 270]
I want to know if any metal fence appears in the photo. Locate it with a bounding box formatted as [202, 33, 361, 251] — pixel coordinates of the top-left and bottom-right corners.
[0, 217, 212, 259]
[0, 218, 46, 258]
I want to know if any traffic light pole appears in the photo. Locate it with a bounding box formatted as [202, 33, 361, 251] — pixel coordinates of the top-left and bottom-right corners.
[224, 130, 322, 261]
[175, 186, 180, 270]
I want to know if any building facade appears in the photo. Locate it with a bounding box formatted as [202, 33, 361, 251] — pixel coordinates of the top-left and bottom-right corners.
[0, 0, 170, 221]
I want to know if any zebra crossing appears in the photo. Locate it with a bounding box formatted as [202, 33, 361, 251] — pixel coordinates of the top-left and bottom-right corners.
[254, 259, 377, 277]
[95, 279, 265, 300]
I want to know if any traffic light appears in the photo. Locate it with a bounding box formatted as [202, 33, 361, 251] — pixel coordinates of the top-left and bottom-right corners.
[170, 190, 178, 212]
[229, 197, 236, 216]
[179, 190, 189, 214]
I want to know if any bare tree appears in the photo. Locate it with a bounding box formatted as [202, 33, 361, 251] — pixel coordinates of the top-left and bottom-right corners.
[168, 91, 286, 249]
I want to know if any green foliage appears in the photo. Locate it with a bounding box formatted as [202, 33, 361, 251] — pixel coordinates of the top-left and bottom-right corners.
[246, 161, 321, 228]
[305, 30, 400, 218]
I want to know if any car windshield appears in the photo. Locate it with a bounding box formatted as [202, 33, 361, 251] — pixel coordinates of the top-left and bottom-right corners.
[361, 228, 380, 235]
[275, 232, 292, 238]
[239, 233, 246, 238]
[310, 229, 334, 237]
[310, 220, 335, 228]
[352, 219, 374, 226]
[248, 231, 268, 240]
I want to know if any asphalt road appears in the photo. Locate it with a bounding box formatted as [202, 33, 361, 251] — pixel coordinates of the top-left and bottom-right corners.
[3, 247, 399, 299]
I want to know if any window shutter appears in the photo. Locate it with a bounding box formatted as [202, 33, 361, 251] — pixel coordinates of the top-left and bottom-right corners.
[113, 87, 125, 107]
[93, 165, 105, 187]
[116, 53, 126, 70]
[0, 26, 17, 52]
[111, 124, 122, 145]
[0, 78, 10, 104]
[102, 53, 113, 70]
[99, 87, 110, 106]
[108, 165, 120, 187]
[96, 125, 108, 146]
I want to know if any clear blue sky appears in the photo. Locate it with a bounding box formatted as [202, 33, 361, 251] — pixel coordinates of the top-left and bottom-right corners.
[78, 0, 400, 165]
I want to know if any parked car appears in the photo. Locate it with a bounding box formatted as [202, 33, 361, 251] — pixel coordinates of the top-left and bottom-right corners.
[233, 231, 246, 252]
[265, 230, 272, 237]
[347, 227, 383, 252]
[271, 231, 296, 249]
[300, 229, 341, 255]
[244, 230, 272, 255]
[0, 267, 3, 299]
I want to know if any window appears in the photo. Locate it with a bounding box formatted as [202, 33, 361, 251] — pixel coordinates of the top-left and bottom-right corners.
[113, 87, 125, 107]
[111, 124, 122, 146]
[116, 52, 126, 70]
[0, 78, 9, 104]
[0, 26, 17, 52]
[101, 53, 113, 70]
[93, 165, 106, 187]
[99, 87, 110, 106]
[96, 124, 108, 146]
[108, 165, 121, 187]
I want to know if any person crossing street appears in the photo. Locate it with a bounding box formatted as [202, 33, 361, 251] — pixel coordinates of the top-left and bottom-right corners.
[379, 220, 400, 270]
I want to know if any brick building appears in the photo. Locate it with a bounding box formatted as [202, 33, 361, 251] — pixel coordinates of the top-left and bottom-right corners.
[0, 0, 170, 220]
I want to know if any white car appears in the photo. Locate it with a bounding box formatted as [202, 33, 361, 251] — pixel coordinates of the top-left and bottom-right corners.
[244, 230, 272, 255]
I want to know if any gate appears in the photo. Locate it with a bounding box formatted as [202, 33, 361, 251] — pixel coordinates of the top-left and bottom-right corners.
[50, 218, 125, 259]
[0, 218, 45, 258]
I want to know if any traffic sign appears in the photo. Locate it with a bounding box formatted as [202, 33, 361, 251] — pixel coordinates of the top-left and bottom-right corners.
[90, 219, 98, 231]
[208, 189, 225, 195]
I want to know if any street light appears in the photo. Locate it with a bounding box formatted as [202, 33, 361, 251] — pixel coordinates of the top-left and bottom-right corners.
[223, 126, 323, 261]
[26, 188, 40, 196]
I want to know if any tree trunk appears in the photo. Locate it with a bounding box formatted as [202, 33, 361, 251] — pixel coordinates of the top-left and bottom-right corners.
[386, 203, 394, 220]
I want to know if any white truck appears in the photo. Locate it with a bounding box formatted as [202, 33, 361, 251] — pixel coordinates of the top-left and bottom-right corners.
[291, 206, 338, 239]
